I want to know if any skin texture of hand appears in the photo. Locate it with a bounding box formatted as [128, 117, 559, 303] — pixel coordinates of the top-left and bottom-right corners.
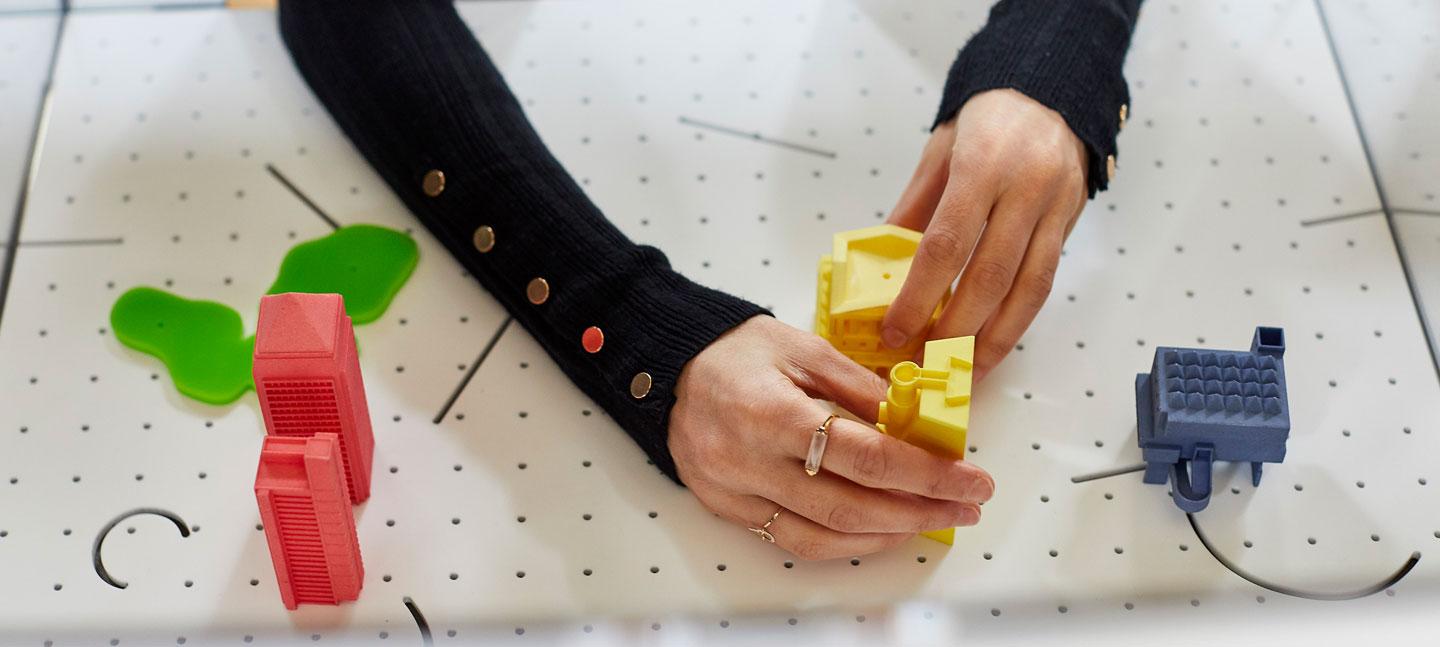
[883, 88, 1089, 381]
[669, 316, 995, 561]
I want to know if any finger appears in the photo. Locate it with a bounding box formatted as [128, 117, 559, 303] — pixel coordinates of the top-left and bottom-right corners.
[881, 165, 997, 351]
[780, 399, 994, 503]
[928, 192, 1041, 340]
[749, 460, 982, 535]
[972, 219, 1066, 382]
[886, 122, 955, 231]
[704, 489, 913, 561]
[782, 337, 888, 422]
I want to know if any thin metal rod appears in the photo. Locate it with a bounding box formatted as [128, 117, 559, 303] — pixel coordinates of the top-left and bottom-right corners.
[267, 163, 341, 230]
[433, 317, 513, 424]
[1298, 208, 1382, 227]
[1070, 463, 1147, 484]
[0, 7, 67, 329]
[678, 116, 838, 159]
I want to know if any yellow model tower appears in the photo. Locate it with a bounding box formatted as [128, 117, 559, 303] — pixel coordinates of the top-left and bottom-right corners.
[815, 225, 948, 375]
[876, 336, 974, 545]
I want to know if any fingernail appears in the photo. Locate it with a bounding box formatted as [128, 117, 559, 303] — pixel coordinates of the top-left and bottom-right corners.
[881, 327, 908, 349]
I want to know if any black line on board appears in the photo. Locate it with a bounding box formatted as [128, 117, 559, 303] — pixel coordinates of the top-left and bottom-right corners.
[1187, 513, 1419, 601]
[433, 317, 513, 424]
[1393, 208, 1440, 218]
[1316, 0, 1440, 382]
[153, 1, 226, 11]
[678, 116, 838, 159]
[0, 1, 226, 15]
[8, 237, 125, 247]
[266, 163, 341, 230]
[92, 507, 192, 589]
[404, 596, 434, 646]
[1069, 463, 1148, 484]
[0, 3, 67, 330]
[1298, 208, 1383, 227]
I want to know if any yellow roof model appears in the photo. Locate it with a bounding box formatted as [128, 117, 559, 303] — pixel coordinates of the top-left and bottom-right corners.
[828, 224, 924, 315]
[814, 225, 949, 375]
[876, 336, 974, 545]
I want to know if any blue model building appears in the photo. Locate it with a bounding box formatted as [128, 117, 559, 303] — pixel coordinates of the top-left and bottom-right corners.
[1135, 326, 1291, 512]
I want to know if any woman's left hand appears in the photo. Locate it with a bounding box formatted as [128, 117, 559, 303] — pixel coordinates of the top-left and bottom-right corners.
[881, 88, 1089, 381]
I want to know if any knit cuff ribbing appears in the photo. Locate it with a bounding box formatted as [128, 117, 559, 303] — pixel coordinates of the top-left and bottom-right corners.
[933, 0, 1140, 198]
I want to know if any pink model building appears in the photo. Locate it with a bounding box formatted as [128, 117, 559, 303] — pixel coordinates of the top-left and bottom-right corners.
[254, 434, 364, 609]
[253, 292, 374, 503]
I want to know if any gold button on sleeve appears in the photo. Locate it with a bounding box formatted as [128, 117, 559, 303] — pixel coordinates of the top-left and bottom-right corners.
[526, 278, 550, 305]
[422, 169, 446, 197]
[1106, 154, 1117, 181]
[1119, 104, 1128, 129]
[630, 372, 653, 399]
[472, 225, 495, 253]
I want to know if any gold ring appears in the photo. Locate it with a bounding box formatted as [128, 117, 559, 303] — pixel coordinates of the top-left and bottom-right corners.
[747, 508, 782, 543]
[804, 414, 837, 476]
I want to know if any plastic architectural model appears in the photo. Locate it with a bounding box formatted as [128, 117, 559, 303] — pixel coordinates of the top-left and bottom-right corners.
[254, 434, 364, 610]
[253, 292, 375, 504]
[815, 224, 950, 375]
[877, 336, 974, 545]
[1135, 326, 1291, 513]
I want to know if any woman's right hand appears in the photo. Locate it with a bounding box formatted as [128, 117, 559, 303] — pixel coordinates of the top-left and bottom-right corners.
[669, 316, 995, 561]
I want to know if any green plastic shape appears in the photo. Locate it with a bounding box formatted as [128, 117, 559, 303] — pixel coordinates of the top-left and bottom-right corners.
[110, 287, 257, 404]
[110, 224, 419, 405]
[266, 225, 419, 324]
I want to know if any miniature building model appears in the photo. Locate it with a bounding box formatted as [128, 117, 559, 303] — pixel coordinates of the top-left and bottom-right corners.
[253, 292, 375, 504]
[877, 336, 974, 545]
[1135, 326, 1291, 512]
[254, 434, 364, 609]
[815, 224, 949, 375]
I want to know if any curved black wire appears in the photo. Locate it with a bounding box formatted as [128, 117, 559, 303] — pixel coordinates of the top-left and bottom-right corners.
[404, 596, 434, 646]
[1187, 513, 1420, 601]
[91, 508, 191, 589]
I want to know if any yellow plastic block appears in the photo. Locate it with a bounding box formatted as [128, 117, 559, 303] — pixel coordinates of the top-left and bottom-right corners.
[814, 225, 949, 376]
[876, 336, 974, 545]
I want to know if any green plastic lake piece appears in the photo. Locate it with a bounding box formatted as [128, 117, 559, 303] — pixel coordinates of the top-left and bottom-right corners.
[110, 224, 419, 405]
[266, 224, 419, 324]
[110, 287, 257, 404]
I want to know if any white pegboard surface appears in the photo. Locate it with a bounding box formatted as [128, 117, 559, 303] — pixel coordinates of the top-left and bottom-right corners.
[1321, 0, 1440, 352]
[1, 1, 1439, 645]
[0, 10, 58, 284]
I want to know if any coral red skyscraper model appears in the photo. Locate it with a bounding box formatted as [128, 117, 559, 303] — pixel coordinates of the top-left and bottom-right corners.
[253, 292, 374, 503]
[252, 292, 374, 609]
[254, 434, 364, 609]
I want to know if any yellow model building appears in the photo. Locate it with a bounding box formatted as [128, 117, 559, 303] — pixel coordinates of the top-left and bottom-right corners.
[814, 224, 949, 375]
[876, 336, 974, 545]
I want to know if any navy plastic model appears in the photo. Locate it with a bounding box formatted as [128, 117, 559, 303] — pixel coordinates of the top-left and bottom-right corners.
[1135, 326, 1291, 512]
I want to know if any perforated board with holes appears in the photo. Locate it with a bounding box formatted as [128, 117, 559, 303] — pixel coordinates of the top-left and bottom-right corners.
[0, 9, 58, 286]
[1322, 0, 1440, 352]
[1, 1, 1439, 645]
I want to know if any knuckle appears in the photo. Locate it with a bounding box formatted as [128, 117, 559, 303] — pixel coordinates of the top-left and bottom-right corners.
[824, 503, 866, 533]
[800, 334, 837, 361]
[852, 435, 893, 484]
[980, 336, 1017, 362]
[924, 469, 952, 500]
[918, 227, 967, 270]
[965, 258, 1015, 302]
[1015, 264, 1057, 311]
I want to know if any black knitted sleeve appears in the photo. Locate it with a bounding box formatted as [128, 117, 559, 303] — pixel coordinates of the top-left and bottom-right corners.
[277, 0, 769, 484]
[934, 0, 1143, 197]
